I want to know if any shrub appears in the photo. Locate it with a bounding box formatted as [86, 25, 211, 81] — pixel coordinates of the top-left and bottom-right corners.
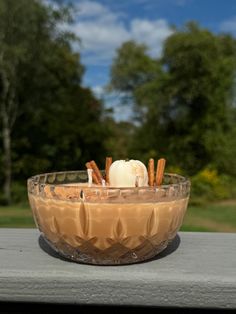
[190, 167, 235, 204]
[11, 181, 28, 204]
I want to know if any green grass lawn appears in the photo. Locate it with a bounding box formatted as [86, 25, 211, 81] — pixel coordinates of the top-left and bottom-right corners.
[181, 201, 236, 232]
[0, 201, 235, 232]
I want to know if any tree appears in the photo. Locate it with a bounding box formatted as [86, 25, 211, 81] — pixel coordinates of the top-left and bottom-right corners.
[109, 41, 163, 122]
[0, 0, 108, 203]
[13, 86, 108, 178]
[160, 22, 236, 173]
[0, 0, 82, 203]
[109, 23, 236, 175]
[103, 118, 135, 160]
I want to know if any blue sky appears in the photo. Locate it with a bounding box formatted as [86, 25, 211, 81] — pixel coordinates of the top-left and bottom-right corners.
[64, 0, 236, 119]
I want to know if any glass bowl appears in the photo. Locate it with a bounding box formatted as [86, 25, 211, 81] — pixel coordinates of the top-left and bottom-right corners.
[27, 171, 190, 265]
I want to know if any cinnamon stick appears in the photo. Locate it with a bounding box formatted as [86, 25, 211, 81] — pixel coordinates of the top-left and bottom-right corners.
[105, 157, 112, 184]
[85, 162, 100, 185]
[90, 160, 103, 183]
[148, 158, 155, 186]
[156, 158, 166, 186]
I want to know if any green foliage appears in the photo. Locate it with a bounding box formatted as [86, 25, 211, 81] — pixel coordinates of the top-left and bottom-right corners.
[109, 22, 236, 177]
[0, 181, 27, 205]
[109, 41, 160, 94]
[191, 167, 236, 204]
[0, 3, 236, 207]
[104, 118, 135, 160]
[12, 86, 108, 177]
[160, 23, 236, 173]
[0, 0, 110, 189]
[11, 181, 28, 204]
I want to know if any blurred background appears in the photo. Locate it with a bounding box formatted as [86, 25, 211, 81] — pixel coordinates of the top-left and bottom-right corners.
[0, 0, 235, 231]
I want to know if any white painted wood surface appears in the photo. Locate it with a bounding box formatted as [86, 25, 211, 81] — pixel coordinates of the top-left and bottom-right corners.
[0, 228, 235, 309]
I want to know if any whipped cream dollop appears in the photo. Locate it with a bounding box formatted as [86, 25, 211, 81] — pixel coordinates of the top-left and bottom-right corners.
[109, 159, 148, 187]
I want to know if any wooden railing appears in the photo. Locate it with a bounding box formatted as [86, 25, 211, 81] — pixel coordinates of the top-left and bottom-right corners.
[0, 229, 235, 311]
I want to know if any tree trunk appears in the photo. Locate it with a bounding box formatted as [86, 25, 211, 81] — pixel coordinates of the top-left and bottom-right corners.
[0, 69, 13, 205]
[0, 59, 16, 205]
[2, 111, 11, 204]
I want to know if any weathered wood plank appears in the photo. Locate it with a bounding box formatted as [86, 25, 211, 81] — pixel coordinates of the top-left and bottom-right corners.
[0, 229, 235, 309]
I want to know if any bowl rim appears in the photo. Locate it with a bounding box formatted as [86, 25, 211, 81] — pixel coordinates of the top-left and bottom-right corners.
[27, 170, 191, 191]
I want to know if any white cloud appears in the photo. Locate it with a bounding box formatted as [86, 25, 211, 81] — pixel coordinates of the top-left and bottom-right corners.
[76, 0, 109, 18]
[131, 19, 173, 56]
[58, 1, 173, 121]
[69, 1, 173, 65]
[220, 16, 236, 35]
[91, 85, 104, 98]
[73, 21, 129, 52]
[90, 86, 133, 121]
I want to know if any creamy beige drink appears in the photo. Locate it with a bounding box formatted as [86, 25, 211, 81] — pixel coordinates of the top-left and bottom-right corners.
[29, 192, 188, 251]
[28, 160, 190, 264]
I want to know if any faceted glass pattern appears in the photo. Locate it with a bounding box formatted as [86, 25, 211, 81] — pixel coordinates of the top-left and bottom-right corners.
[28, 171, 190, 265]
